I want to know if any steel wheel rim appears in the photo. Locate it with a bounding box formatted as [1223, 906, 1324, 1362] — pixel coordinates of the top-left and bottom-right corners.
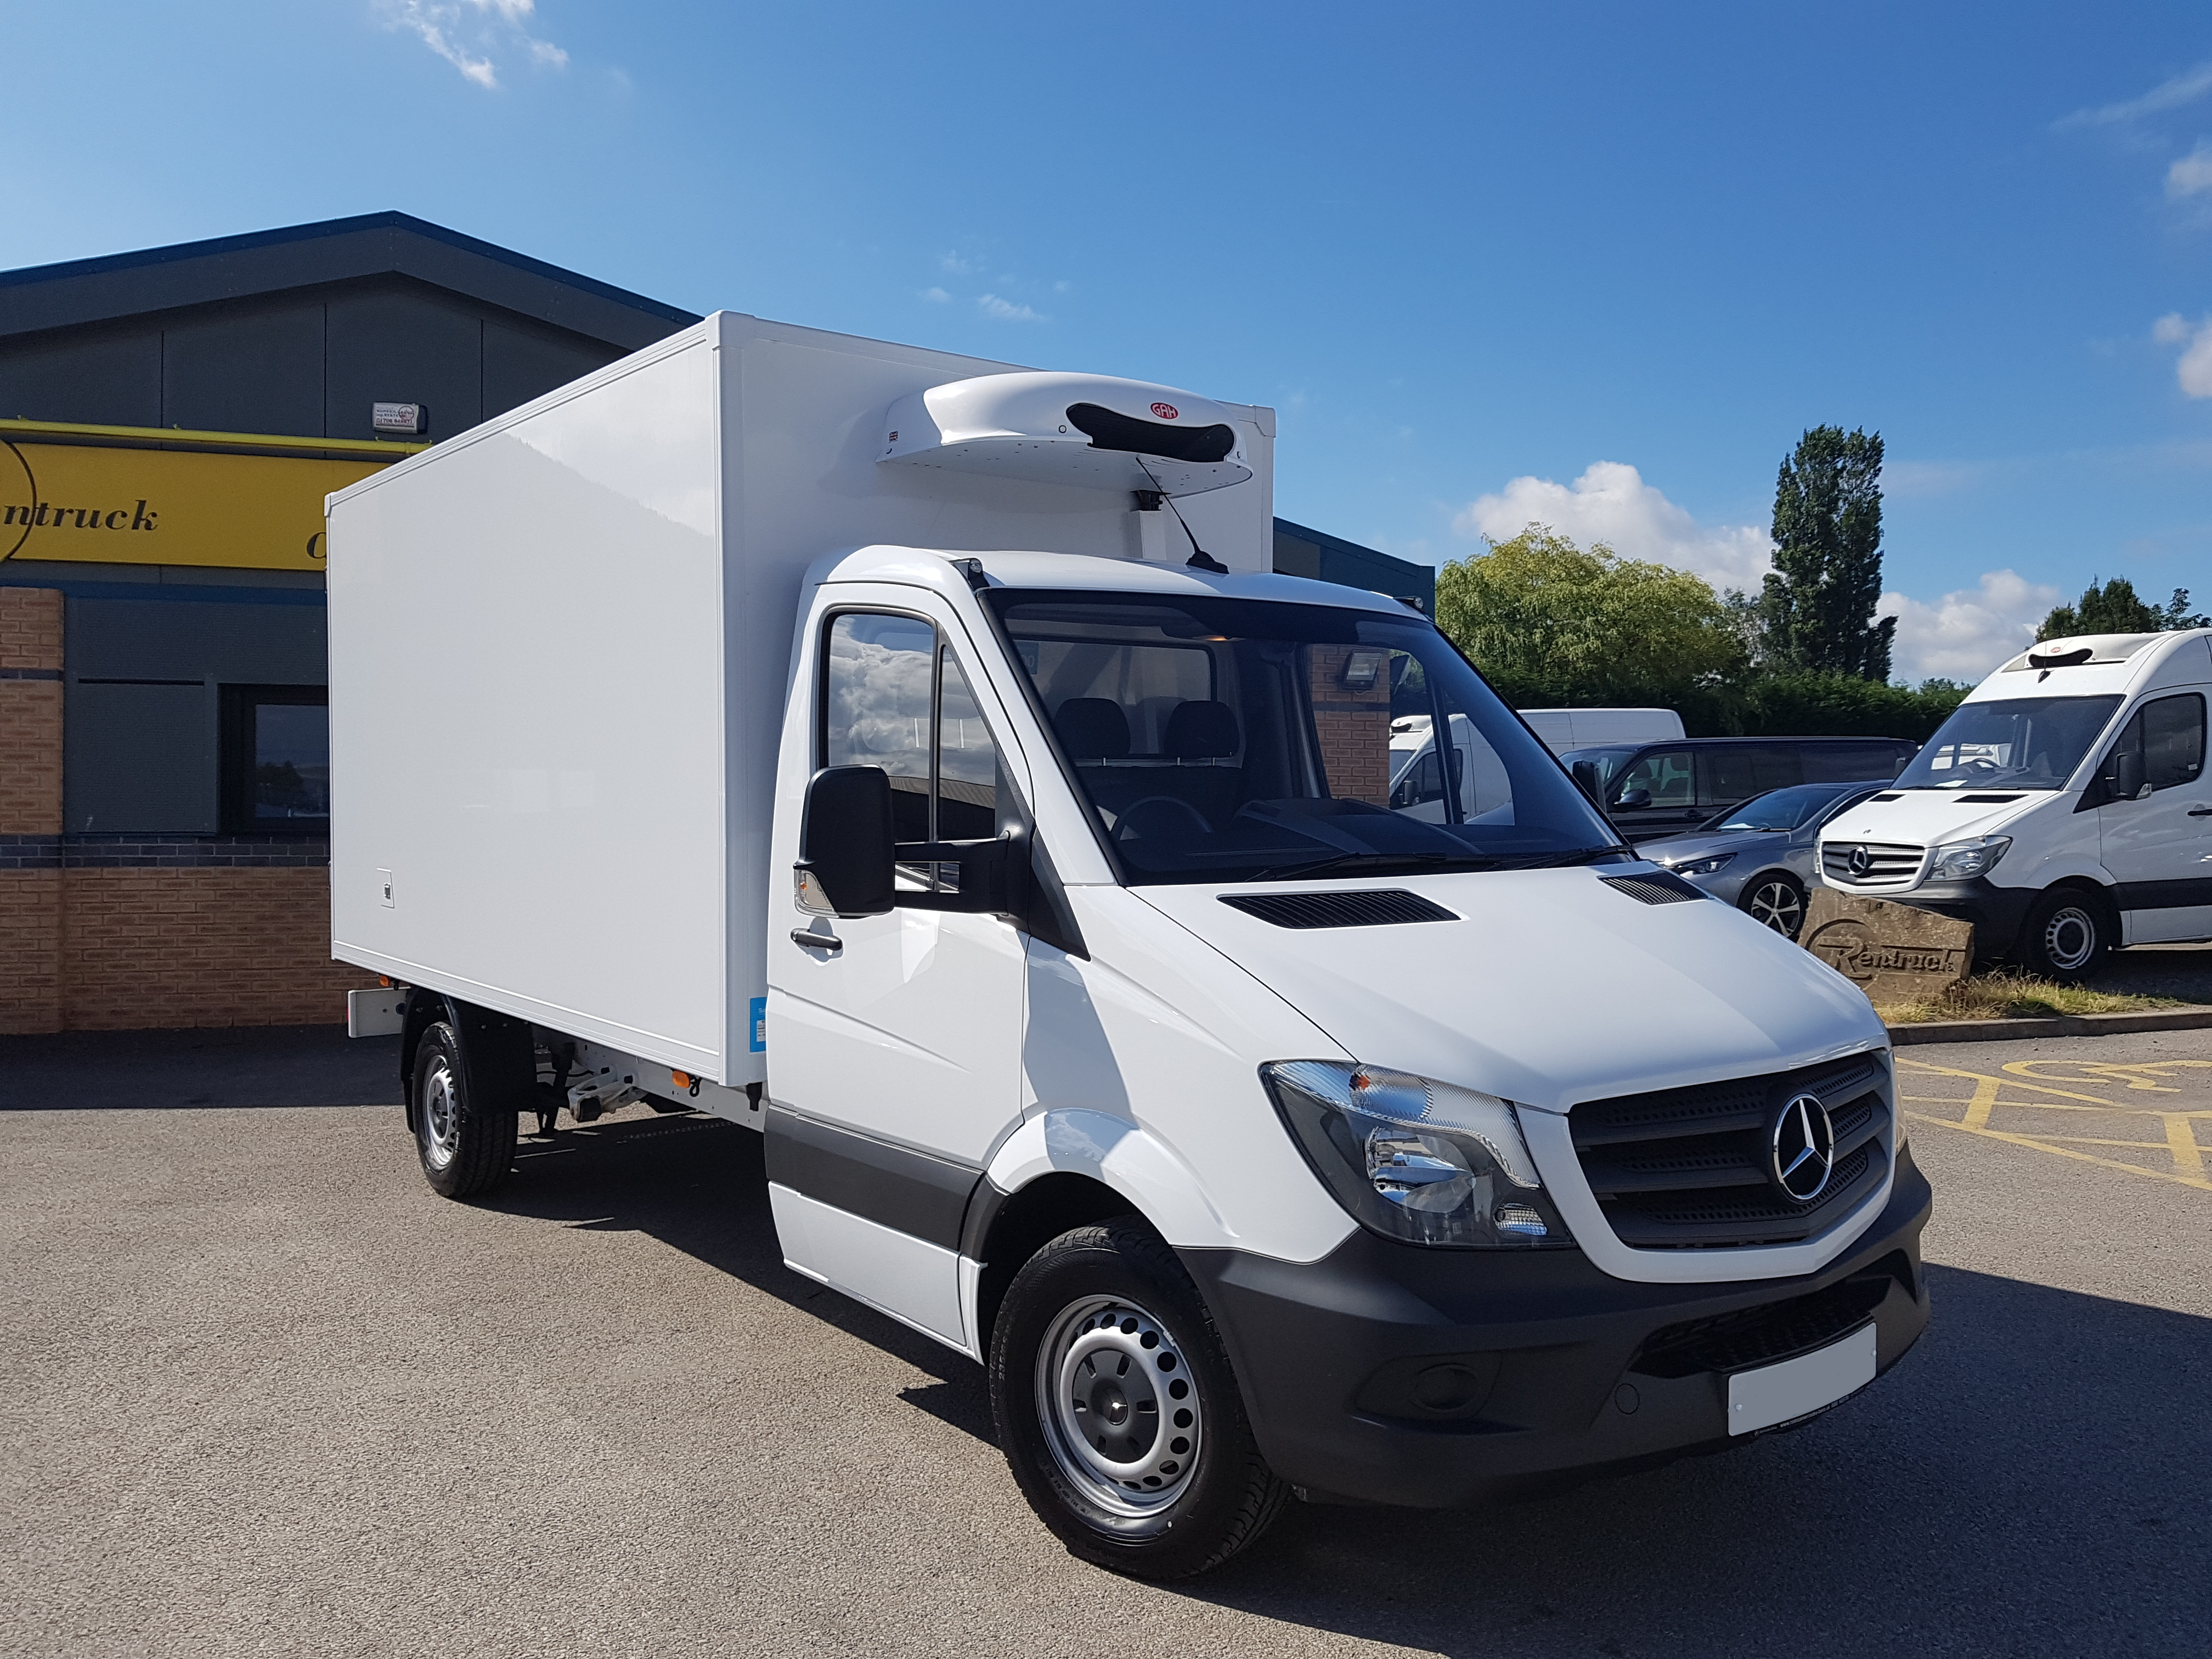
[2042, 905, 2097, 972]
[1747, 880, 1803, 936]
[421, 1058, 461, 1170]
[1035, 1295, 1203, 1517]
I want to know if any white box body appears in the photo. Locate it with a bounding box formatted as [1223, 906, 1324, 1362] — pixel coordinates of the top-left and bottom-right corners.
[326, 312, 1276, 1085]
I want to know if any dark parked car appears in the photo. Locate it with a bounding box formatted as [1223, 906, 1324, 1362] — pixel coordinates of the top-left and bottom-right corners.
[1561, 736, 1922, 844]
[1638, 781, 1894, 939]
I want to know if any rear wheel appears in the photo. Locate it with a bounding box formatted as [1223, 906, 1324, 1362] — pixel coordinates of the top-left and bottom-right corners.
[2016, 888, 2111, 984]
[411, 1020, 518, 1199]
[1738, 872, 1808, 939]
[989, 1218, 1285, 1579]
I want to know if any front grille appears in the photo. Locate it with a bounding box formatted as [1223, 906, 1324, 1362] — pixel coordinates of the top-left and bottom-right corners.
[1570, 1054, 1890, 1249]
[1599, 872, 1706, 906]
[1820, 840, 1926, 888]
[1631, 1255, 1910, 1378]
[1217, 889, 1459, 929]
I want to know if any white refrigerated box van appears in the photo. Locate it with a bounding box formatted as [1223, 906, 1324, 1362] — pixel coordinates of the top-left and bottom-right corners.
[1817, 629, 2212, 978]
[329, 312, 1929, 1578]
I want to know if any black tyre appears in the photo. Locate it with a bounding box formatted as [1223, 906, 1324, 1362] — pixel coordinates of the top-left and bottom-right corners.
[2016, 887, 2111, 984]
[1737, 871, 1808, 939]
[989, 1218, 1287, 1580]
[411, 1020, 518, 1199]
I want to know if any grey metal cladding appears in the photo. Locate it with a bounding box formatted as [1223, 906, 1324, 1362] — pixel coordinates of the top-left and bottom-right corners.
[324, 286, 486, 441]
[0, 324, 160, 425]
[64, 682, 217, 833]
[159, 302, 326, 436]
[484, 317, 622, 421]
[0, 212, 699, 351]
[68, 595, 327, 682]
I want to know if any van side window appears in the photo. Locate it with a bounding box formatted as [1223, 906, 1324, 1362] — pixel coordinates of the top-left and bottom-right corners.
[822, 613, 1012, 887]
[1699, 745, 1800, 805]
[2109, 693, 2208, 793]
[1616, 748, 1695, 808]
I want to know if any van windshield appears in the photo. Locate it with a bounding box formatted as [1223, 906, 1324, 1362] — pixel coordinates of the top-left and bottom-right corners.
[986, 590, 1625, 884]
[1893, 695, 2123, 791]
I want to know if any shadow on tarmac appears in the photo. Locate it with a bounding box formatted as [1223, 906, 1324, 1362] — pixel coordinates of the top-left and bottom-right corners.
[484, 1109, 2212, 1657]
[0, 1026, 402, 1111]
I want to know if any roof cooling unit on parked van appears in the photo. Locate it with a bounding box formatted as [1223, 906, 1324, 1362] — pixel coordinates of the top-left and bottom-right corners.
[876, 372, 1254, 498]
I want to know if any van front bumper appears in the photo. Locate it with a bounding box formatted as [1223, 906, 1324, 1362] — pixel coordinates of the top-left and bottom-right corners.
[1179, 1144, 1932, 1509]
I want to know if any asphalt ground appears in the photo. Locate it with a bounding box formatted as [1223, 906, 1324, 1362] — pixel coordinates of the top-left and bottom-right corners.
[3, 1024, 2209, 1658]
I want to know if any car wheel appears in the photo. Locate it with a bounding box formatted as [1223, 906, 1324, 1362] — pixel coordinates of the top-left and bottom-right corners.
[2016, 888, 2111, 984]
[411, 1020, 518, 1199]
[989, 1217, 1286, 1579]
[1739, 872, 1808, 940]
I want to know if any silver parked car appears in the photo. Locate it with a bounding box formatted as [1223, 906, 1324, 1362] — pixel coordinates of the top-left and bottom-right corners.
[1638, 781, 1893, 939]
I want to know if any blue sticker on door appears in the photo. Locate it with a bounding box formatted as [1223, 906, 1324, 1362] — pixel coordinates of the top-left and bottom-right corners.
[750, 996, 767, 1052]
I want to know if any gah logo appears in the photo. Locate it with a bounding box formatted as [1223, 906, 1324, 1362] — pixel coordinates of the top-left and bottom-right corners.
[1150, 402, 1179, 420]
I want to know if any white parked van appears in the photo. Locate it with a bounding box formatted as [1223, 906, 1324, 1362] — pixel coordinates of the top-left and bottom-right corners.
[1816, 630, 2212, 979]
[329, 313, 1929, 1579]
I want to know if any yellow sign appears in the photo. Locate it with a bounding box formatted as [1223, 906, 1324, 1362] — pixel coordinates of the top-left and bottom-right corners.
[0, 441, 392, 571]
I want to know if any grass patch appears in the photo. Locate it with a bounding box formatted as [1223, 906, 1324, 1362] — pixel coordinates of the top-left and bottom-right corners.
[1875, 969, 2190, 1025]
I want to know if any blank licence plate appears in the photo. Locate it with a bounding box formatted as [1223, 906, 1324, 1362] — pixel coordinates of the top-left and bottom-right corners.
[1726, 1323, 1877, 1435]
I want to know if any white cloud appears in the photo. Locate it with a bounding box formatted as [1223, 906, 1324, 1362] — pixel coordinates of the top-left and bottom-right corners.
[2057, 61, 2212, 129]
[939, 252, 978, 275]
[2169, 140, 2212, 196]
[1880, 571, 2061, 683]
[919, 286, 951, 303]
[1452, 461, 1775, 592]
[2153, 313, 2212, 396]
[977, 293, 1044, 323]
[380, 0, 566, 88]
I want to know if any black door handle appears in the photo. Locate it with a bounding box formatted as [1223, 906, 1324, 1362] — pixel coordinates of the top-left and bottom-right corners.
[2190, 806, 2212, 817]
[791, 928, 842, 951]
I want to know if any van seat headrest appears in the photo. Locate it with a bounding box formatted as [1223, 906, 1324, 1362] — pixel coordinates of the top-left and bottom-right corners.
[1166, 699, 1240, 759]
[1055, 698, 1130, 760]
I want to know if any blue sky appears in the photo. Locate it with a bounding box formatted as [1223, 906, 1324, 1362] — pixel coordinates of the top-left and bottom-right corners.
[7, 2, 2212, 680]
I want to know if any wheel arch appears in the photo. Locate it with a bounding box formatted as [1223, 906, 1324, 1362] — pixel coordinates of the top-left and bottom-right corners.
[963, 1171, 1138, 1361]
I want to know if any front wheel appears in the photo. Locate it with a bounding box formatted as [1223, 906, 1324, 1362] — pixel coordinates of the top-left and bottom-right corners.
[411, 1020, 518, 1199]
[989, 1218, 1286, 1579]
[2016, 888, 2111, 984]
[1738, 872, 1808, 939]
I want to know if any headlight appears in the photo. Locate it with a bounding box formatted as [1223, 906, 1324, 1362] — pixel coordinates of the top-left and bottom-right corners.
[1260, 1061, 1571, 1249]
[1665, 852, 1735, 877]
[1929, 836, 2010, 881]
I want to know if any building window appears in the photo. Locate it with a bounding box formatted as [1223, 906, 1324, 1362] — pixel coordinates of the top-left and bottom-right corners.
[221, 686, 329, 830]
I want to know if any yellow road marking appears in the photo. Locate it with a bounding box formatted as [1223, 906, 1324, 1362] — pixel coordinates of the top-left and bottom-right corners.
[1897, 1053, 2212, 1191]
[1905, 1110, 2212, 1192]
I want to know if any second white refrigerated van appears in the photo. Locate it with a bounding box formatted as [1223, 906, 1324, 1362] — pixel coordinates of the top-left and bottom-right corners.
[329, 312, 1930, 1579]
[1817, 629, 2212, 979]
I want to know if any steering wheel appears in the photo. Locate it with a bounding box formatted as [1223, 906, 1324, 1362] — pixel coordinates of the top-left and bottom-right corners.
[1114, 796, 1215, 843]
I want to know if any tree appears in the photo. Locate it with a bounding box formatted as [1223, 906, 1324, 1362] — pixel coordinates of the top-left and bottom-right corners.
[1434, 526, 1743, 706]
[2036, 577, 2210, 641]
[1757, 426, 1895, 680]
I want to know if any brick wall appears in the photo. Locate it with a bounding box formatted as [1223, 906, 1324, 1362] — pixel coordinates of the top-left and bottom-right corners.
[59, 868, 370, 1029]
[1308, 644, 1395, 806]
[2, 588, 65, 1034]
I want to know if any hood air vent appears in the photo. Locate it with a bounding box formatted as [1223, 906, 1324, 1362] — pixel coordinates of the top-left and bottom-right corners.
[1218, 890, 1459, 929]
[1599, 872, 1707, 906]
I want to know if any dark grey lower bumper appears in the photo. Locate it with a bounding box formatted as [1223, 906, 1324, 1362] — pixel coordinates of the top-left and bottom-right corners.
[1180, 1146, 1933, 1508]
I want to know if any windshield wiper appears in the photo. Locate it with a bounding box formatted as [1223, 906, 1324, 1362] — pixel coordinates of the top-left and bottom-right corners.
[1245, 851, 1497, 882]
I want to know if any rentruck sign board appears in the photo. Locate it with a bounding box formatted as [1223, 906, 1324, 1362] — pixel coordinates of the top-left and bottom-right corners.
[1, 437, 394, 570]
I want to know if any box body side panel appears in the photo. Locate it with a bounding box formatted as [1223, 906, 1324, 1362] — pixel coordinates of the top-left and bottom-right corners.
[329, 338, 730, 1072]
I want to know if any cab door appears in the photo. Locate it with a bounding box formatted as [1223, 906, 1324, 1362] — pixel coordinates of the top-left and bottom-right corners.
[2097, 690, 2212, 943]
[765, 601, 1030, 1350]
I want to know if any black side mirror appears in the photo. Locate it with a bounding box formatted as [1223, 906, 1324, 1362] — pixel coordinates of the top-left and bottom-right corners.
[797, 766, 895, 917]
[1614, 787, 1653, 811]
[2111, 749, 2147, 801]
[1571, 760, 1602, 794]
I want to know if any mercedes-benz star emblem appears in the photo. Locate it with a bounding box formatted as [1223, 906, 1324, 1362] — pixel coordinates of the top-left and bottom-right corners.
[1770, 1093, 1837, 1202]
[1847, 845, 1873, 879]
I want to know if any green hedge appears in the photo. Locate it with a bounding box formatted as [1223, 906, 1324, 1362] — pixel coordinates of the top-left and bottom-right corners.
[1671, 673, 1968, 741]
